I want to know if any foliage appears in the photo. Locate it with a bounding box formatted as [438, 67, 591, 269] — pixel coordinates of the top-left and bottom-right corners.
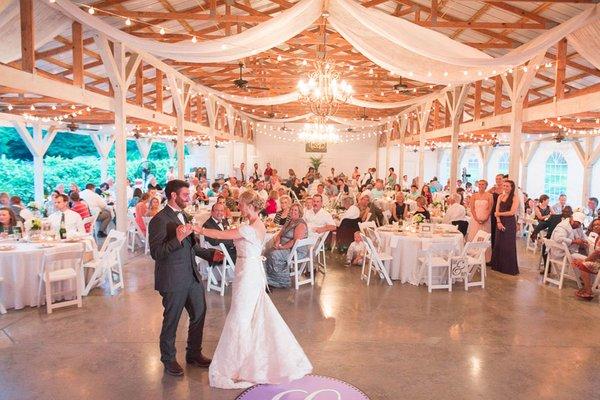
[309, 155, 324, 172]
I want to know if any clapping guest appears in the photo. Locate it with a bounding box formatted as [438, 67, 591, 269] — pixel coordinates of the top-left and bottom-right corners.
[264, 203, 308, 289]
[413, 196, 431, 221]
[274, 195, 292, 225]
[391, 192, 409, 222]
[0, 207, 23, 235]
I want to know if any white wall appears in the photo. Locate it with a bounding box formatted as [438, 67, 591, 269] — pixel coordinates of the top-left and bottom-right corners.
[254, 134, 378, 178]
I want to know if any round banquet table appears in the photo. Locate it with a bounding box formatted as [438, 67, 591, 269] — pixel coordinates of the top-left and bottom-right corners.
[377, 228, 464, 285]
[0, 241, 86, 310]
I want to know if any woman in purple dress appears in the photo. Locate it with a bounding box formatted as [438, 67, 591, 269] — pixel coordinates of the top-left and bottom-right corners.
[490, 179, 519, 275]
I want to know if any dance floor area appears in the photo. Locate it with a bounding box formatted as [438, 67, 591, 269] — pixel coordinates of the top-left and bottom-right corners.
[1, 242, 600, 400]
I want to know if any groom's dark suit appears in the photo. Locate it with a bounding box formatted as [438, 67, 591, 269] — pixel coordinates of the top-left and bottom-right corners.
[149, 205, 216, 363]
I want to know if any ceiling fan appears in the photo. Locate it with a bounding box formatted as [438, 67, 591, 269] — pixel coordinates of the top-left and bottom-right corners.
[392, 78, 408, 91]
[66, 121, 99, 132]
[233, 62, 269, 91]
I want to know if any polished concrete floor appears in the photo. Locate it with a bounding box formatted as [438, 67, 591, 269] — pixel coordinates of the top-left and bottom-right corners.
[1, 241, 599, 400]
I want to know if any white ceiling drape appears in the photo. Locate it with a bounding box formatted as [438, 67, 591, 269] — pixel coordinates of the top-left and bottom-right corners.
[567, 20, 600, 70]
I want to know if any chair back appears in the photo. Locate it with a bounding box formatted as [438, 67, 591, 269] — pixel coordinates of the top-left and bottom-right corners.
[42, 250, 84, 279]
[462, 241, 490, 261]
[420, 241, 456, 259]
[313, 231, 329, 253]
[219, 243, 236, 268]
[589, 232, 599, 249]
[99, 230, 126, 253]
[358, 221, 377, 235]
[472, 230, 491, 243]
[286, 236, 316, 264]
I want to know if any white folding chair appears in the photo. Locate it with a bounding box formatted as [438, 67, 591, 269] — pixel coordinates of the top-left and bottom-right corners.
[206, 244, 236, 296]
[287, 237, 317, 290]
[418, 242, 456, 292]
[0, 277, 6, 314]
[525, 228, 543, 255]
[37, 250, 84, 314]
[360, 234, 393, 286]
[460, 241, 490, 290]
[143, 216, 152, 255]
[127, 213, 146, 252]
[313, 231, 330, 274]
[472, 230, 491, 243]
[358, 221, 376, 235]
[83, 231, 126, 295]
[542, 238, 581, 290]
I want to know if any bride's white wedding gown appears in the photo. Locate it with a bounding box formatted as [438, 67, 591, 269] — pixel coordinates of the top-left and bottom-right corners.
[209, 222, 313, 389]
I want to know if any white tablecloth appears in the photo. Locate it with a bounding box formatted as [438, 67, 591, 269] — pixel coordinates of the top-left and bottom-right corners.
[0, 241, 85, 310]
[377, 229, 464, 285]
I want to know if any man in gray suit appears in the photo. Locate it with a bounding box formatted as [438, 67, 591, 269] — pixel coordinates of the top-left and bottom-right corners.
[149, 179, 223, 377]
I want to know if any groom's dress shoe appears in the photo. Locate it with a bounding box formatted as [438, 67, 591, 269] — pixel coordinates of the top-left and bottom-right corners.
[163, 360, 184, 376]
[186, 353, 212, 368]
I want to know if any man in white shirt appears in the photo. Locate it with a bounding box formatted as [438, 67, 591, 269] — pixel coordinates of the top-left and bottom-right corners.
[401, 175, 409, 191]
[339, 195, 360, 222]
[315, 184, 330, 206]
[255, 180, 269, 201]
[48, 194, 85, 236]
[360, 168, 374, 188]
[79, 183, 112, 237]
[304, 194, 336, 234]
[443, 194, 467, 224]
[551, 194, 568, 215]
[550, 211, 588, 258]
[235, 162, 247, 183]
[251, 163, 262, 181]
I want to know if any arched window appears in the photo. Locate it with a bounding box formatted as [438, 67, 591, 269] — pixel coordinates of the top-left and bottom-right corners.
[497, 152, 509, 175]
[464, 156, 480, 183]
[544, 152, 568, 203]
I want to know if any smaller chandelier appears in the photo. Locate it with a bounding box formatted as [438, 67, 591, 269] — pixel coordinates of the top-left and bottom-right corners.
[297, 60, 352, 118]
[298, 121, 341, 143]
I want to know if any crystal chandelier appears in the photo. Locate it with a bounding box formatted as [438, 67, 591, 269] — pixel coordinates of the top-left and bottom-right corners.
[297, 119, 341, 143]
[297, 60, 352, 117]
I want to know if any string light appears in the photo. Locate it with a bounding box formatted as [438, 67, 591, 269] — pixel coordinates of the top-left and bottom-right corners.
[88, 6, 95, 15]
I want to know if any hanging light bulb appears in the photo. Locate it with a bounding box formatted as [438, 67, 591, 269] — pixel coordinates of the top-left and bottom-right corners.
[7, 104, 13, 111]
[125, 18, 132, 26]
[159, 27, 166, 35]
[88, 6, 95, 15]
[191, 36, 197, 43]
[30, 105, 35, 111]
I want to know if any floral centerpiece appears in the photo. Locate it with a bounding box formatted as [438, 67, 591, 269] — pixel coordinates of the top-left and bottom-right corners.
[430, 201, 444, 218]
[412, 213, 425, 225]
[30, 218, 42, 231]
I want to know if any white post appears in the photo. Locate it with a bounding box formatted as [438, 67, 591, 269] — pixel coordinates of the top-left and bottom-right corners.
[398, 118, 407, 182]
[176, 112, 185, 179]
[204, 96, 218, 181]
[90, 132, 114, 183]
[446, 85, 469, 194]
[135, 138, 153, 162]
[520, 141, 539, 193]
[417, 102, 433, 187]
[572, 137, 600, 206]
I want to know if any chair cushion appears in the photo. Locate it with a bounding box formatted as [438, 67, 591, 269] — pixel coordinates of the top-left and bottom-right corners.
[48, 268, 77, 282]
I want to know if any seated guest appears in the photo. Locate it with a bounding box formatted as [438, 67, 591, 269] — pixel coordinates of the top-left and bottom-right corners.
[9, 196, 32, 223]
[265, 190, 278, 215]
[531, 195, 557, 242]
[357, 194, 385, 226]
[129, 188, 143, 207]
[421, 184, 433, 205]
[135, 193, 150, 235]
[48, 194, 85, 235]
[586, 218, 600, 238]
[304, 194, 336, 235]
[413, 196, 431, 221]
[337, 178, 349, 195]
[147, 197, 161, 217]
[430, 177, 443, 193]
[69, 192, 92, 233]
[391, 192, 409, 222]
[202, 203, 236, 263]
[255, 180, 269, 201]
[207, 182, 220, 197]
[220, 188, 237, 212]
[264, 203, 308, 288]
[584, 197, 599, 226]
[192, 183, 209, 205]
[443, 194, 467, 224]
[336, 195, 361, 252]
[80, 183, 112, 238]
[572, 233, 600, 300]
[550, 211, 588, 258]
[371, 179, 385, 199]
[69, 182, 80, 196]
[551, 194, 568, 215]
[407, 184, 420, 200]
[303, 197, 314, 216]
[314, 184, 330, 206]
[274, 195, 292, 225]
[393, 184, 402, 193]
[345, 231, 367, 266]
[324, 179, 338, 198]
[0, 207, 23, 235]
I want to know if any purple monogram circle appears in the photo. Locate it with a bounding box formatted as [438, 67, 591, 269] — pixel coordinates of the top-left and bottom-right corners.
[236, 375, 370, 400]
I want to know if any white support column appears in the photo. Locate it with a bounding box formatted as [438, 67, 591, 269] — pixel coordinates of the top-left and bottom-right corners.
[204, 96, 218, 181]
[242, 119, 249, 168]
[13, 122, 58, 205]
[417, 101, 433, 187]
[165, 141, 176, 163]
[572, 137, 600, 205]
[478, 145, 492, 182]
[167, 74, 192, 179]
[135, 138, 153, 162]
[176, 112, 185, 178]
[90, 132, 115, 183]
[229, 140, 235, 177]
[445, 85, 470, 194]
[520, 141, 540, 193]
[398, 118, 407, 182]
[384, 123, 391, 177]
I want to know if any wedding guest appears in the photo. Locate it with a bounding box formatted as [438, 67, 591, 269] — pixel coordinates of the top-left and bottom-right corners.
[303, 197, 314, 216]
[304, 194, 336, 235]
[48, 194, 85, 235]
[265, 190, 278, 215]
[220, 189, 236, 212]
[393, 184, 402, 193]
[358, 194, 385, 226]
[391, 192, 409, 222]
[0, 192, 10, 207]
[551, 194, 568, 215]
[400, 174, 409, 191]
[264, 203, 309, 288]
[345, 232, 367, 266]
[147, 176, 163, 191]
[79, 183, 111, 237]
[407, 184, 420, 200]
[166, 166, 176, 182]
[68, 182, 80, 196]
[360, 168, 375, 188]
[336, 196, 361, 251]
[286, 169, 297, 186]
[490, 180, 519, 276]
[135, 193, 150, 235]
[69, 192, 92, 233]
[371, 179, 385, 199]
[550, 211, 588, 258]
[530, 194, 553, 242]
[337, 178, 349, 195]
[413, 196, 431, 221]
[263, 162, 273, 182]
[430, 177, 443, 193]
[315, 184, 330, 206]
[467, 180, 493, 261]
[252, 162, 262, 181]
[255, 180, 269, 201]
[443, 194, 467, 224]
[202, 203, 236, 263]
[207, 182, 220, 197]
[147, 197, 161, 217]
[129, 188, 143, 207]
[0, 207, 23, 235]
[352, 166, 361, 182]
[487, 174, 504, 246]
[584, 197, 599, 226]
[386, 167, 397, 188]
[9, 196, 32, 223]
[573, 248, 600, 300]
[273, 195, 292, 225]
[54, 183, 65, 195]
[421, 184, 433, 205]
[193, 184, 209, 205]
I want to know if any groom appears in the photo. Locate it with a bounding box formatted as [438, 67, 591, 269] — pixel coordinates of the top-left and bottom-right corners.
[148, 179, 224, 376]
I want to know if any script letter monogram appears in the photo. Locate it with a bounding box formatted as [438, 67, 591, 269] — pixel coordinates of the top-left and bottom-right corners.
[271, 389, 342, 400]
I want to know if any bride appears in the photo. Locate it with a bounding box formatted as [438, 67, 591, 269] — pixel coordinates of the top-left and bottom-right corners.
[195, 190, 312, 389]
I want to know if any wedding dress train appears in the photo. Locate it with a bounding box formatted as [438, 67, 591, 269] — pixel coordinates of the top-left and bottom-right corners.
[209, 223, 313, 389]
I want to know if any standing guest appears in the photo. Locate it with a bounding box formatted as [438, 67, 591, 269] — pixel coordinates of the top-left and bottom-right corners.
[467, 180, 493, 261]
[345, 232, 367, 266]
[421, 184, 433, 205]
[202, 203, 236, 263]
[413, 196, 431, 221]
[235, 163, 247, 183]
[129, 188, 143, 207]
[148, 179, 223, 376]
[0, 207, 23, 235]
[329, 167, 337, 180]
[265, 190, 279, 215]
[391, 193, 409, 222]
[264, 203, 308, 289]
[135, 193, 151, 235]
[252, 163, 262, 181]
[361, 168, 374, 188]
[79, 183, 112, 238]
[487, 174, 504, 247]
[386, 167, 397, 188]
[147, 197, 162, 217]
[304, 194, 336, 235]
[400, 174, 410, 191]
[352, 167, 361, 182]
[263, 162, 273, 182]
[9, 196, 32, 223]
[273, 195, 292, 225]
[69, 192, 92, 233]
[551, 194, 568, 215]
[490, 180, 519, 276]
[48, 194, 85, 235]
